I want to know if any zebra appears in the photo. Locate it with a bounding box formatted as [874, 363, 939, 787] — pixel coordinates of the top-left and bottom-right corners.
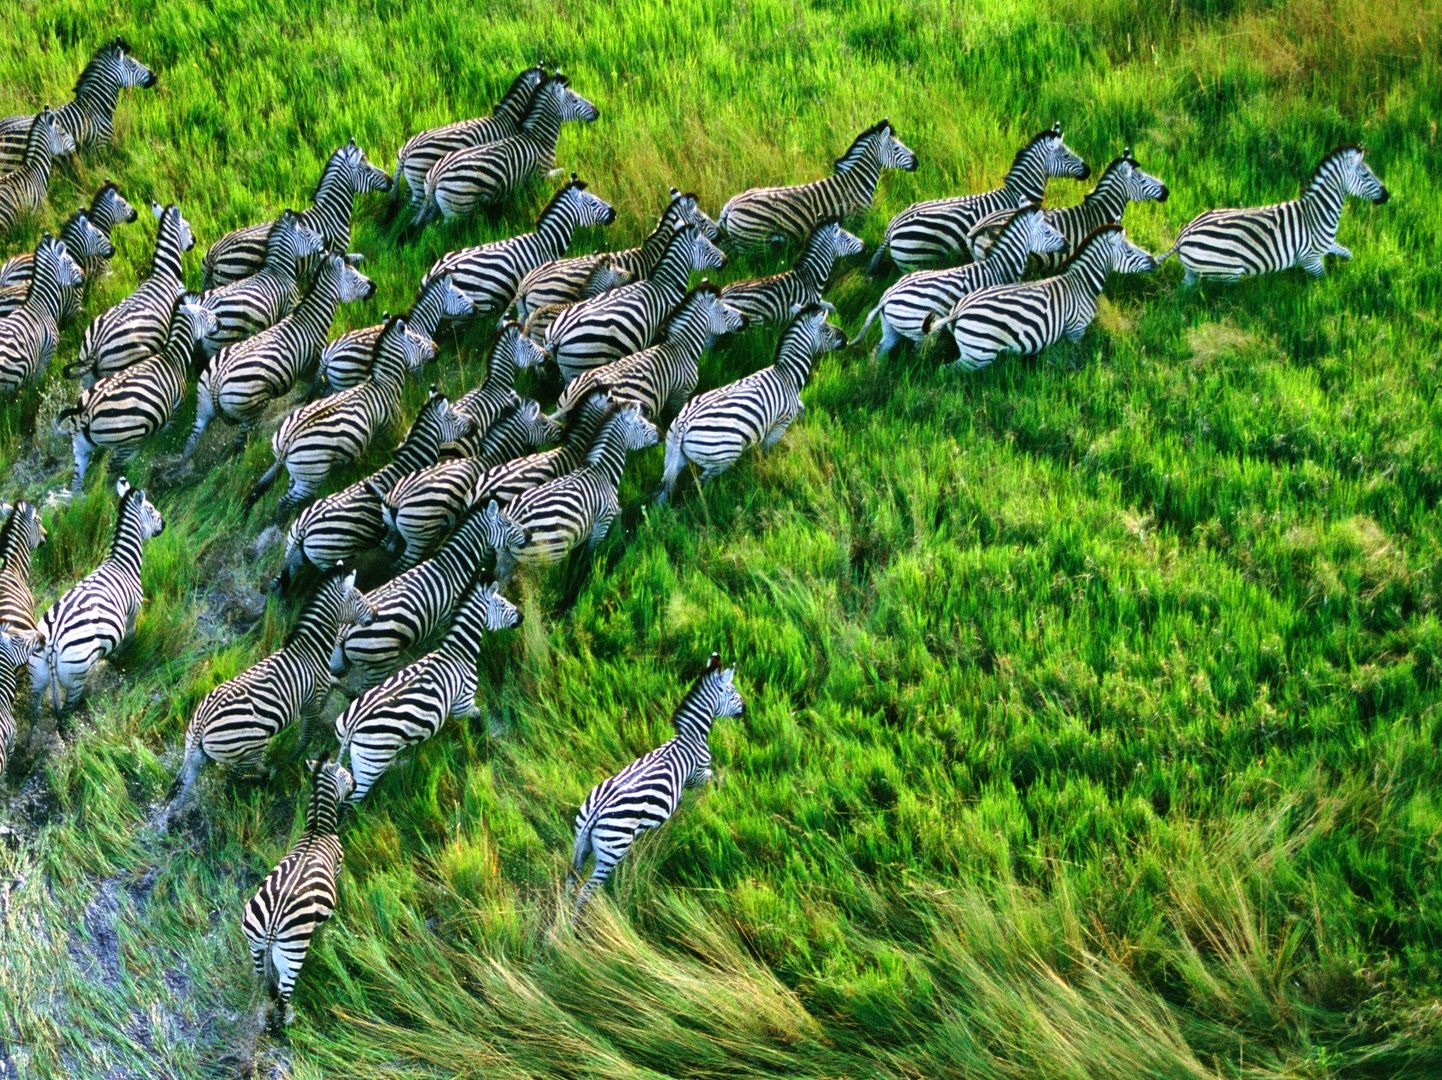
[203, 140, 392, 288]
[59, 298, 218, 492]
[511, 187, 720, 323]
[0, 501, 46, 633]
[440, 397, 561, 466]
[0, 109, 76, 233]
[276, 391, 473, 592]
[390, 64, 548, 219]
[0, 181, 137, 290]
[0, 209, 113, 324]
[543, 224, 725, 383]
[518, 259, 631, 345]
[571, 653, 744, 910]
[493, 402, 658, 584]
[241, 756, 354, 1029]
[171, 567, 372, 808]
[719, 219, 863, 329]
[1164, 145, 1389, 284]
[196, 211, 326, 355]
[0, 40, 156, 171]
[413, 75, 600, 227]
[185, 253, 375, 459]
[332, 503, 525, 688]
[30, 479, 165, 715]
[446, 322, 547, 446]
[336, 582, 520, 801]
[849, 202, 1067, 356]
[657, 304, 846, 503]
[718, 119, 916, 249]
[318, 275, 472, 393]
[0, 236, 85, 394]
[869, 122, 1090, 274]
[924, 224, 1157, 370]
[421, 177, 616, 321]
[553, 283, 744, 423]
[247, 316, 433, 516]
[69, 202, 196, 387]
[0, 630, 41, 776]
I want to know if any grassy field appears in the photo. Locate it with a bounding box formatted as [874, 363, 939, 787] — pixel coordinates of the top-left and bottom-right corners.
[1, 0, 1440, 1076]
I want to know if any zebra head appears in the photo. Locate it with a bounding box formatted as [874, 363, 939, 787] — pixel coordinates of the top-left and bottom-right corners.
[481, 500, 529, 571]
[329, 253, 378, 302]
[396, 315, 439, 372]
[1337, 147, 1389, 204]
[497, 320, 548, 371]
[553, 177, 617, 228]
[334, 566, 375, 628]
[1011, 202, 1068, 257]
[116, 478, 165, 539]
[1097, 226, 1159, 274]
[668, 187, 722, 241]
[465, 581, 524, 632]
[36, 235, 85, 289]
[584, 258, 632, 295]
[695, 282, 747, 339]
[342, 138, 394, 193]
[307, 756, 357, 818]
[274, 210, 326, 264]
[430, 274, 476, 321]
[686, 227, 727, 272]
[518, 398, 564, 445]
[493, 63, 550, 123]
[1112, 148, 1169, 203]
[614, 401, 659, 453]
[177, 296, 218, 344]
[676, 653, 746, 738]
[32, 108, 76, 157]
[92, 181, 139, 227]
[100, 38, 158, 89]
[66, 210, 115, 263]
[152, 201, 198, 252]
[1040, 122, 1090, 181]
[864, 119, 918, 172]
[418, 388, 476, 444]
[0, 500, 46, 555]
[0, 629, 42, 672]
[552, 75, 601, 123]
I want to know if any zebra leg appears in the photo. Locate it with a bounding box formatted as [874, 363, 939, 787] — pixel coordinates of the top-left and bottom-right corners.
[874, 322, 900, 359]
[761, 411, 798, 450]
[1327, 243, 1352, 261]
[69, 434, 96, 493]
[183, 394, 215, 459]
[1299, 255, 1327, 277]
[588, 506, 618, 550]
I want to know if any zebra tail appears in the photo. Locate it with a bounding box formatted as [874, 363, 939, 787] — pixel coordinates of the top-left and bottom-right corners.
[847, 303, 883, 348]
[922, 309, 961, 337]
[571, 817, 594, 879]
[866, 240, 890, 277]
[1156, 239, 1181, 264]
[45, 639, 61, 715]
[60, 354, 92, 381]
[55, 404, 84, 436]
[166, 744, 204, 805]
[245, 461, 285, 513]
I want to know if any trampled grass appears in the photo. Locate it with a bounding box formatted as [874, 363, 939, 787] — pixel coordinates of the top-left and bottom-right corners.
[1, 0, 1440, 1076]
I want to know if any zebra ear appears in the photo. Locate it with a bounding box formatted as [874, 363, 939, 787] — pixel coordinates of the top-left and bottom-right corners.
[484, 499, 500, 523]
[115, 477, 132, 498]
[1052, 120, 1063, 134]
[707, 652, 721, 671]
[720, 667, 736, 685]
[151, 201, 164, 220]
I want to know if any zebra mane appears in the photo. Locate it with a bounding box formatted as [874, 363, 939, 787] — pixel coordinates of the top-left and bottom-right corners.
[312, 143, 354, 200]
[1306, 145, 1365, 190]
[0, 501, 33, 563]
[1012, 125, 1063, 168]
[494, 63, 547, 112]
[995, 201, 1044, 241]
[538, 175, 587, 220]
[1094, 152, 1138, 185]
[1058, 224, 1124, 270]
[833, 119, 892, 170]
[285, 563, 351, 647]
[657, 280, 721, 336]
[73, 39, 128, 94]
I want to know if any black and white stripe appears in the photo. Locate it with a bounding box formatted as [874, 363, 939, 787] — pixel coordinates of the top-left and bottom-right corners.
[0, 109, 75, 233]
[657, 304, 845, 502]
[0, 629, 40, 776]
[719, 219, 862, 329]
[572, 653, 744, 909]
[0, 235, 84, 393]
[318, 275, 471, 394]
[0, 501, 45, 633]
[869, 123, 1089, 273]
[718, 119, 916, 249]
[336, 583, 521, 801]
[446, 322, 548, 447]
[440, 397, 562, 466]
[518, 259, 631, 345]
[29, 479, 165, 714]
[0, 194, 126, 323]
[197, 211, 325, 355]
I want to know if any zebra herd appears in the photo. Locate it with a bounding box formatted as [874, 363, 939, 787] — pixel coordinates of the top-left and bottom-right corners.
[0, 44, 1392, 1029]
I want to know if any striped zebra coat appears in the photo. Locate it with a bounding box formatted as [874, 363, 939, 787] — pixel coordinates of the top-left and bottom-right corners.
[415, 75, 599, 226]
[448, 322, 547, 444]
[440, 397, 561, 466]
[1165, 145, 1389, 284]
[719, 219, 863, 329]
[718, 119, 916, 249]
[241, 757, 354, 1027]
[0, 206, 116, 323]
[658, 304, 846, 502]
[554, 284, 744, 422]
[318, 275, 472, 393]
[422, 178, 616, 321]
[850, 203, 1067, 356]
[869, 123, 1089, 273]
[0, 40, 155, 171]
[30, 479, 165, 714]
[71, 202, 196, 386]
[0, 236, 84, 393]
[248, 316, 433, 516]
[197, 211, 325, 355]
[0, 501, 46, 633]
[927, 225, 1158, 370]
[390, 64, 548, 218]
[494, 402, 658, 584]
[59, 299, 217, 491]
[276, 391, 473, 591]
[572, 653, 744, 909]
[173, 567, 372, 806]
[0, 110, 75, 233]
[0, 182, 137, 290]
[336, 583, 521, 801]
[543, 225, 725, 383]
[203, 141, 392, 287]
[332, 501, 524, 687]
[186, 254, 376, 458]
[0, 630, 40, 776]
[519, 260, 632, 345]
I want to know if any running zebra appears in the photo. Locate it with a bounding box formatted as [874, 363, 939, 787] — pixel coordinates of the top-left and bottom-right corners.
[414, 75, 600, 227]
[318, 275, 471, 393]
[0, 237, 84, 394]
[185, 253, 375, 459]
[59, 299, 217, 491]
[572, 653, 744, 910]
[718, 119, 916, 249]
[0, 110, 75, 233]
[241, 756, 354, 1029]
[0, 501, 45, 633]
[719, 219, 862, 329]
[448, 322, 547, 444]
[0, 40, 156, 171]
[70, 202, 196, 387]
[493, 402, 658, 585]
[869, 122, 1090, 274]
[0, 205, 117, 324]
[519, 259, 631, 345]
[657, 304, 845, 502]
[30, 479, 165, 715]
[1164, 145, 1389, 284]
[544, 224, 725, 383]
[422, 177, 616, 321]
[0, 182, 136, 290]
[441, 397, 561, 466]
[171, 567, 372, 809]
[925, 225, 1157, 370]
[332, 502, 524, 687]
[553, 284, 744, 422]
[850, 202, 1066, 356]
[197, 211, 325, 355]
[247, 315, 432, 516]
[390, 64, 548, 219]
[277, 391, 473, 592]
[336, 583, 520, 801]
[203, 141, 391, 288]
[0, 630, 40, 775]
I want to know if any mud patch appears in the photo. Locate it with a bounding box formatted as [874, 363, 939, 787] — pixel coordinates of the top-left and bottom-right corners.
[68, 877, 125, 990]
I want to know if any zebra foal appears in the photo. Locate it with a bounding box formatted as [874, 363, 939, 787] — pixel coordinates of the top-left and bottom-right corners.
[0, 236, 84, 394]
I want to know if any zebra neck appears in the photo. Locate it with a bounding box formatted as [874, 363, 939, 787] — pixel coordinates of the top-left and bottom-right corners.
[1301, 182, 1344, 242]
[107, 516, 146, 578]
[304, 793, 342, 835]
[1061, 250, 1110, 298]
[671, 704, 715, 748]
[66, 68, 123, 126]
[59, 217, 93, 271]
[289, 594, 347, 659]
[664, 307, 711, 354]
[0, 665, 18, 711]
[651, 250, 693, 292]
[409, 285, 449, 338]
[774, 350, 814, 389]
[587, 431, 631, 488]
[22, 274, 64, 322]
[295, 274, 342, 336]
[829, 154, 882, 207]
[301, 167, 356, 249]
[0, 532, 34, 581]
[535, 205, 581, 258]
[1076, 174, 1129, 226]
[988, 227, 1037, 279]
[438, 518, 493, 576]
[1001, 150, 1049, 203]
[151, 225, 185, 283]
[157, 330, 195, 380]
[630, 218, 678, 276]
[440, 620, 486, 661]
[795, 245, 836, 288]
[89, 199, 122, 236]
[388, 421, 446, 475]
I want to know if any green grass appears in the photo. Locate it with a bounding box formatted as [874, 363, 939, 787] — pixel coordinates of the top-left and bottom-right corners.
[1, 0, 1441, 1076]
